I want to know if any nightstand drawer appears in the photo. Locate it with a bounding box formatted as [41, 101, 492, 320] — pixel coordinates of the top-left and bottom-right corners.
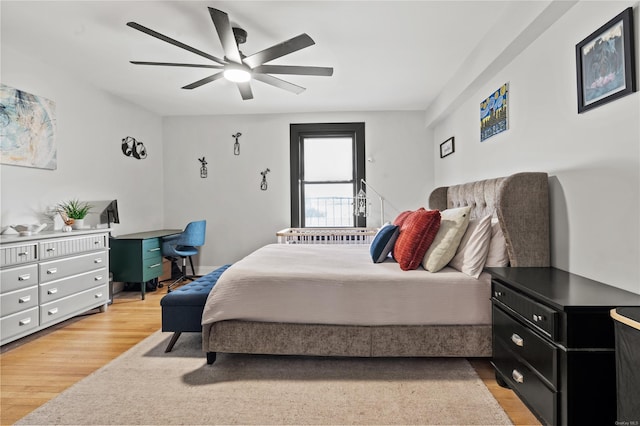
[493, 339, 557, 426]
[0, 264, 38, 293]
[493, 280, 558, 339]
[493, 304, 558, 387]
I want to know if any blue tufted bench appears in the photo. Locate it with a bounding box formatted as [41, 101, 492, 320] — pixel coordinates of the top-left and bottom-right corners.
[160, 264, 231, 352]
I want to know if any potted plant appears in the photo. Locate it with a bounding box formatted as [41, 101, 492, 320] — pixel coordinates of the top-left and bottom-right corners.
[57, 199, 92, 230]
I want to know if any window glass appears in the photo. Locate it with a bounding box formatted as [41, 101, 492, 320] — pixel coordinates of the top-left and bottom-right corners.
[304, 183, 354, 227]
[303, 137, 352, 181]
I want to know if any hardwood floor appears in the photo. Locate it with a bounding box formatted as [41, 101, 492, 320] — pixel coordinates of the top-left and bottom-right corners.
[0, 285, 540, 426]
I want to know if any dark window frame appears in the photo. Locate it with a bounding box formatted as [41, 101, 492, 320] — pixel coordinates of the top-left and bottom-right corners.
[290, 122, 365, 228]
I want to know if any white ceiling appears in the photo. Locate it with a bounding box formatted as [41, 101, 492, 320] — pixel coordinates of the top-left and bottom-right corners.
[2, 1, 525, 116]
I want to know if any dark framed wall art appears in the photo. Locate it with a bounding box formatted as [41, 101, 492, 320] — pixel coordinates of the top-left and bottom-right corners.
[575, 7, 637, 113]
[440, 137, 454, 158]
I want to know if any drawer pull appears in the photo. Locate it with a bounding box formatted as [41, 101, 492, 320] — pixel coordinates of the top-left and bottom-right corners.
[48, 308, 59, 315]
[512, 369, 524, 384]
[511, 333, 524, 347]
[94, 276, 103, 281]
[95, 293, 103, 298]
[148, 247, 161, 252]
[19, 295, 31, 303]
[494, 290, 504, 298]
[46, 247, 56, 252]
[533, 314, 545, 322]
[18, 274, 31, 281]
[19, 318, 32, 326]
[48, 288, 58, 295]
[149, 263, 161, 269]
[47, 268, 58, 274]
[94, 258, 103, 264]
[18, 251, 29, 257]
[94, 241, 100, 245]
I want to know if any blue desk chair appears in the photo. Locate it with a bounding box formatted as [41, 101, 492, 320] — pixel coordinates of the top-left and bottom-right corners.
[161, 220, 206, 291]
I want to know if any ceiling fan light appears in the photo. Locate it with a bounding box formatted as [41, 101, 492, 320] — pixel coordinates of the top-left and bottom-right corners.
[224, 68, 251, 83]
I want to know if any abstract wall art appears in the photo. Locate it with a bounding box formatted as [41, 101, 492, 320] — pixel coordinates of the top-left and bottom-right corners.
[480, 83, 509, 142]
[0, 84, 57, 170]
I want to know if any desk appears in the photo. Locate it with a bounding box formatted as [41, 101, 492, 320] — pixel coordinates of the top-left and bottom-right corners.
[110, 229, 181, 300]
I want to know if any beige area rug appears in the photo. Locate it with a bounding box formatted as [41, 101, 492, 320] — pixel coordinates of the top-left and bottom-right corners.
[17, 331, 512, 425]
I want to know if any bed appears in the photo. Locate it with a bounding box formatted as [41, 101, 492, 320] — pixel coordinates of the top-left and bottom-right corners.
[202, 172, 550, 363]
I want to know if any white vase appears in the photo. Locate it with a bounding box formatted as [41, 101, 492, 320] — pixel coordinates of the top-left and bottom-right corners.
[71, 218, 85, 230]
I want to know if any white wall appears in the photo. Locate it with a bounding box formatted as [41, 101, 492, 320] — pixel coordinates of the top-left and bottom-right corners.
[163, 111, 432, 271]
[0, 46, 164, 236]
[430, 1, 640, 294]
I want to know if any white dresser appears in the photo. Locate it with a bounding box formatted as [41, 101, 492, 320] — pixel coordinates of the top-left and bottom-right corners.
[0, 229, 110, 346]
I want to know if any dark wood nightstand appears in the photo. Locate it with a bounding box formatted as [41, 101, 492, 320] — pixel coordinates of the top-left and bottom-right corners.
[485, 267, 640, 425]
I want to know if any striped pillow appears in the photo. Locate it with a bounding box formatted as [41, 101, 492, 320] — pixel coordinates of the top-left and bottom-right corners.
[393, 208, 441, 271]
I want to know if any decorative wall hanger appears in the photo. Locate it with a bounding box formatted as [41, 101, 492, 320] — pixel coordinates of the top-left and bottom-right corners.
[232, 132, 241, 155]
[121, 136, 147, 159]
[198, 157, 208, 178]
[260, 168, 271, 191]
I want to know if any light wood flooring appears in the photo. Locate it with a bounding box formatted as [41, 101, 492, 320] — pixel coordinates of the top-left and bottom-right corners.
[1, 284, 540, 426]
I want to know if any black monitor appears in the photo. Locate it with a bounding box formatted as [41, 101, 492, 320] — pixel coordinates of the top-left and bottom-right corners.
[87, 200, 119, 228]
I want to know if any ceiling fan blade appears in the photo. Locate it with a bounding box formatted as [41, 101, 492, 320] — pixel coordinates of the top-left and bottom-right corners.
[208, 8, 242, 64]
[182, 72, 224, 90]
[237, 82, 254, 100]
[130, 61, 223, 69]
[253, 65, 333, 76]
[243, 34, 315, 68]
[253, 74, 305, 95]
[127, 22, 226, 65]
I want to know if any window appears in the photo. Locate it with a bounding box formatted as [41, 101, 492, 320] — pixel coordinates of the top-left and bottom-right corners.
[290, 123, 365, 228]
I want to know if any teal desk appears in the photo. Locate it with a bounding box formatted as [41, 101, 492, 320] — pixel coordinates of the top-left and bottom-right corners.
[110, 229, 181, 300]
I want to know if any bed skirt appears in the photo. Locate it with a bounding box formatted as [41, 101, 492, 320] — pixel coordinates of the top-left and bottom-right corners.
[202, 321, 492, 357]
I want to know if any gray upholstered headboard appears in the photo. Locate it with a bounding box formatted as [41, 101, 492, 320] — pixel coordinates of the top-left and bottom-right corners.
[428, 172, 550, 267]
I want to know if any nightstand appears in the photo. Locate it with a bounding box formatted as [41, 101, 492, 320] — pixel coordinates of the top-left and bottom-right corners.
[485, 267, 640, 425]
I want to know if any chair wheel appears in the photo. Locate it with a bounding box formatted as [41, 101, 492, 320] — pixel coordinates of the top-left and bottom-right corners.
[157, 283, 163, 288]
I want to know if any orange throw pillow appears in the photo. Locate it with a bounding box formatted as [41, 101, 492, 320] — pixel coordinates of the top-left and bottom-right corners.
[393, 210, 413, 228]
[393, 208, 441, 270]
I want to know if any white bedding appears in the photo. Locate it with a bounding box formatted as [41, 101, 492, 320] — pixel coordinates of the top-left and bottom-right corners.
[201, 244, 491, 327]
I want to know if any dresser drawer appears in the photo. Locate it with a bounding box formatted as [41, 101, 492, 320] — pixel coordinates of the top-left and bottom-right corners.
[493, 304, 558, 387]
[493, 280, 558, 339]
[39, 234, 107, 260]
[1, 243, 38, 267]
[0, 307, 39, 343]
[39, 251, 108, 283]
[142, 238, 162, 259]
[0, 285, 38, 317]
[493, 339, 557, 426]
[40, 285, 108, 326]
[40, 268, 108, 303]
[0, 264, 38, 293]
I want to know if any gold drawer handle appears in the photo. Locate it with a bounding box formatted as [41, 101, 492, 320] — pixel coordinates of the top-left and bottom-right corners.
[511, 333, 524, 347]
[19, 295, 31, 303]
[48, 288, 58, 295]
[47, 268, 57, 274]
[18, 274, 31, 281]
[512, 369, 524, 384]
[19, 318, 32, 326]
[48, 308, 59, 315]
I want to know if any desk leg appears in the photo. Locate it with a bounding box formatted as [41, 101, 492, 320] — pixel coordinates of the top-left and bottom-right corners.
[141, 282, 146, 300]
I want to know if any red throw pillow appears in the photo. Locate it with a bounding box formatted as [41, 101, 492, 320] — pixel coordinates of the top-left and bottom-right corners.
[393, 208, 441, 270]
[393, 210, 413, 228]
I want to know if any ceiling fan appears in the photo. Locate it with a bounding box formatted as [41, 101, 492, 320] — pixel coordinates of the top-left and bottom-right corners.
[127, 7, 333, 100]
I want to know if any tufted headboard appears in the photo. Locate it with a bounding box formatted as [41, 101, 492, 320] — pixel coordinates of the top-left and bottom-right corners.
[428, 172, 550, 267]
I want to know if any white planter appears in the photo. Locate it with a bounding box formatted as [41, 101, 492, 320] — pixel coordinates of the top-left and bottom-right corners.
[71, 218, 85, 230]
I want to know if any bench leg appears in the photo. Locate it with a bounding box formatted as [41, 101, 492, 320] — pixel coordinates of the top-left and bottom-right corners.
[206, 352, 217, 365]
[165, 332, 182, 353]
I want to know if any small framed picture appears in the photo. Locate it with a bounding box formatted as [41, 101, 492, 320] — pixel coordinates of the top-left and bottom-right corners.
[440, 137, 455, 158]
[575, 7, 637, 113]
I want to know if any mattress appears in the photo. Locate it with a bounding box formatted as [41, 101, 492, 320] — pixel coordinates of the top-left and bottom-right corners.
[201, 243, 491, 327]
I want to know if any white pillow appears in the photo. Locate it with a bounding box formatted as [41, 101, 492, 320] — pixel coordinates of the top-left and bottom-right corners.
[449, 214, 492, 278]
[422, 206, 472, 272]
[485, 218, 509, 267]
